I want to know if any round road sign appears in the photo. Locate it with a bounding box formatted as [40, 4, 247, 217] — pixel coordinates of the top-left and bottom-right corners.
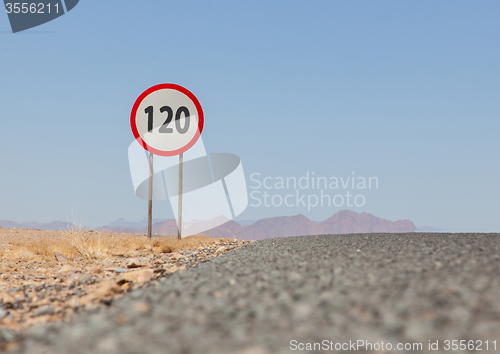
[131, 83, 204, 156]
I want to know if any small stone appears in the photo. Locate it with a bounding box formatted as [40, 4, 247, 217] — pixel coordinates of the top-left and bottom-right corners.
[13, 292, 25, 302]
[101, 258, 113, 267]
[32, 306, 55, 317]
[165, 265, 187, 273]
[2, 316, 15, 325]
[58, 264, 75, 274]
[113, 268, 129, 274]
[118, 269, 154, 285]
[133, 302, 151, 313]
[170, 253, 186, 260]
[23, 281, 38, 287]
[7, 287, 21, 294]
[122, 258, 142, 268]
[54, 251, 67, 262]
[215, 246, 227, 253]
[66, 273, 91, 286]
[0, 308, 7, 318]
[67, 298, 80, 308]
[88, 280, 124, 300]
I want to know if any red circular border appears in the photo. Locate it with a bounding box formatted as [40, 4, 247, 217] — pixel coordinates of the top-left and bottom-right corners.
[130, 83, 204, 156]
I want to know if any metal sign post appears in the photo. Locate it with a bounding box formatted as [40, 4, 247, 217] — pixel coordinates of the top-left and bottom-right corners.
[177, 153, 183, 240]
[148, 152, 153, 239]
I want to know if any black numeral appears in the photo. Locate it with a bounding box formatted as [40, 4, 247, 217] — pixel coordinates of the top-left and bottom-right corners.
[159, 106, 174, 133]
[145, 106, 154, 133]
[175, 106, 190, 134]
[144, 105, 191, 134]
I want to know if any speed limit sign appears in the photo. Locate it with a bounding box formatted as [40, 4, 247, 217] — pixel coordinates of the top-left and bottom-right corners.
[130, 83, 204, 156]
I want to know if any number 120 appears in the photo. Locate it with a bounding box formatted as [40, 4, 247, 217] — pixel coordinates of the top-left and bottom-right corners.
[145, 105, 190, 134]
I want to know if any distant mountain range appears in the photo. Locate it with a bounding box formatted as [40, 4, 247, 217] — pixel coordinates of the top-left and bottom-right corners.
[104, 218, 167, 230]
[0, 210, 417, 240]
[0, 220, 90, 232]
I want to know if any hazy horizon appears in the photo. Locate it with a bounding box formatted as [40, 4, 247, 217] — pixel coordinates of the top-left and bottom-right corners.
[0, 210, 442, 233]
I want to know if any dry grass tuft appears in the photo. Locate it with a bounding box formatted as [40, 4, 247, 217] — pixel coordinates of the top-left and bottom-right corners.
[3, 231, 221, 261]
[70, 233, 116, 259]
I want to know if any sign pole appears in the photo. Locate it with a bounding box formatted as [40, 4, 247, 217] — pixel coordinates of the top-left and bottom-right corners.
[177, 153, 183, 240]
[148, 152, 153, 239]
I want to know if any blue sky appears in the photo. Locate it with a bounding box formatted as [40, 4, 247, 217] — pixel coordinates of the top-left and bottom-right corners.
[1, 1, 499, 231]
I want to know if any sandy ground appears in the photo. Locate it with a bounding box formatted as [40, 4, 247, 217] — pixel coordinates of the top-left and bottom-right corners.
[0, 227, 249, 343]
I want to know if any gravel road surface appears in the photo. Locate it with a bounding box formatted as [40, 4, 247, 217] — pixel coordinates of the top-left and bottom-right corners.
[8, 233, 500, 353]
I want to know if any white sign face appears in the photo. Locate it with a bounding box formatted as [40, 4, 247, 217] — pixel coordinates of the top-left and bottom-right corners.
[131, 84, 204, 156]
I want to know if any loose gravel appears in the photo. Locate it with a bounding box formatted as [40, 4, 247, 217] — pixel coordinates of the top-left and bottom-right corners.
[6, 233, 500, 354]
